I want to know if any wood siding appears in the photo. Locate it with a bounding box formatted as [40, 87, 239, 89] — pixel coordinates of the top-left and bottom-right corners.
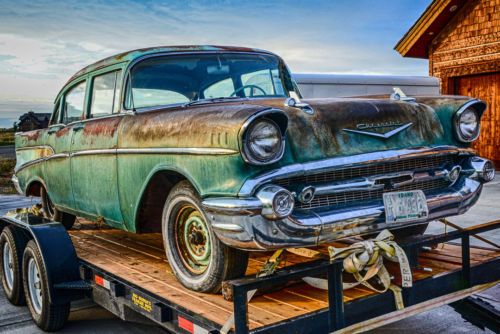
[454, 72, 500, 165]
[428, 0, 499, 164]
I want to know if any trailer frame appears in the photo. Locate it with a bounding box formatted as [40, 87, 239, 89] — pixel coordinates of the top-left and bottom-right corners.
[0, 214, 498, 334]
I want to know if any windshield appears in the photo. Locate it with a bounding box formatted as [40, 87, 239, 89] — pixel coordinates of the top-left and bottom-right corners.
[126, 53, 298, 110]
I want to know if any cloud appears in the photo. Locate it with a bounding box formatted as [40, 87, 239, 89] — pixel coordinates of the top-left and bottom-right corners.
[0, 0, 431, 110]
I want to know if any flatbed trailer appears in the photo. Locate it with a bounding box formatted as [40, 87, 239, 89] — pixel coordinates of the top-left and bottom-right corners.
[0, 214, 498, 333]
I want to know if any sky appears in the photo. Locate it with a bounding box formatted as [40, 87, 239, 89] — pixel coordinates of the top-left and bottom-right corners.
[0, 0, 431, 128]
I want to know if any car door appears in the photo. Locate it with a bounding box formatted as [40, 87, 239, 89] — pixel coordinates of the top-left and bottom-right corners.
[70, 69, 124, 227]
[44, 79, 87, 211]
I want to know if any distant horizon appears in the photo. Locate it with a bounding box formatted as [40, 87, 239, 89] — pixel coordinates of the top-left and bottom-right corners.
[0, 0, 432, 127]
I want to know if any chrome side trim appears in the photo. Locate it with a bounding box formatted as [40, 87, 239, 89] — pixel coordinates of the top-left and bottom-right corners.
[238, 146, 475, 196]
[46, 153, 70, 161]
[117, 147, 238, 155]
[11, 175, 23, 195]
[15, 146, 237, 173]
[14, 158, 45, 173]
[72, 149, 116, 157]
[15, 145, 55, 154]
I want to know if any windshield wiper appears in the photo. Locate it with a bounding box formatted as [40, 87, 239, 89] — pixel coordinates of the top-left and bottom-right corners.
[182, 96, 246, 107]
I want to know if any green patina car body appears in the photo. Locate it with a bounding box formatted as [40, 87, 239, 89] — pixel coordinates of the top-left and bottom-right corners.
[13, 46, 494, 256]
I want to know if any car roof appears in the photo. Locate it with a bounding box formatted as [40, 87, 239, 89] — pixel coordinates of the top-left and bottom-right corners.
[66, 45, 276, 84]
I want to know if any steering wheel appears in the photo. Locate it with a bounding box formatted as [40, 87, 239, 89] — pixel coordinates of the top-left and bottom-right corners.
[230, 84, 266, 97]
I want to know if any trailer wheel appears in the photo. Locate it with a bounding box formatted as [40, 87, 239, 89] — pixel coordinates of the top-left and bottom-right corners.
[40, 186, 76, 230]
[0, 226, 29, 305]
[22, 240, 70, 331]
[162, 181, 249, 293]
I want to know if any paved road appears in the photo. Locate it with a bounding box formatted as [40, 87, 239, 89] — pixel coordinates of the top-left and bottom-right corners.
[0, 145, 15, 159]
[0, 178, 498, 333]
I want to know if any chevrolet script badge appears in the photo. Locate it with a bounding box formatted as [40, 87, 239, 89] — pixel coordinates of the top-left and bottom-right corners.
[342, 122, 413, 139]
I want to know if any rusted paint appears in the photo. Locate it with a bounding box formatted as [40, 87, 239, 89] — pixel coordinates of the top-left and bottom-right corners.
[55, 126, 71, 138]
[83, 117, 121, 137]
[20, 130, 41, 141]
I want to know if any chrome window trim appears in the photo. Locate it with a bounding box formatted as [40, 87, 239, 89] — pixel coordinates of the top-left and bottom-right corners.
[238, 146, 475, 197]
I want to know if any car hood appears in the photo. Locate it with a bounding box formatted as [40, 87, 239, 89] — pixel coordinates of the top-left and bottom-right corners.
[247, 96, 471, 163]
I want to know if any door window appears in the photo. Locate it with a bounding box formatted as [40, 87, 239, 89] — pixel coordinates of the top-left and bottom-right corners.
[63, 81, 86, 124]
[90, 70, 122, 118]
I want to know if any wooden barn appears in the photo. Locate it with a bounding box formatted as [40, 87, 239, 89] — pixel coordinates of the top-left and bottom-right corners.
[395, 0, 499, 167]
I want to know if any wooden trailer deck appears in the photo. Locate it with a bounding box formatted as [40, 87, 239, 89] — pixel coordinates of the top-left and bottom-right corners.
[68, 220, 500, 332]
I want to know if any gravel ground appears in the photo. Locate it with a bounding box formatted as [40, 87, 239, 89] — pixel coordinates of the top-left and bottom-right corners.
[0, 177, 498, 333]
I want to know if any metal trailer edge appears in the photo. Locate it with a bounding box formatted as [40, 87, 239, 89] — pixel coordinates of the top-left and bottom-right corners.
[0, 215, 498, 334]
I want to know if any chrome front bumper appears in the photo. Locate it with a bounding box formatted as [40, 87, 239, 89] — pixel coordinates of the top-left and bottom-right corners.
[203, 147, 493, 250]
[203, 177, 483, 250]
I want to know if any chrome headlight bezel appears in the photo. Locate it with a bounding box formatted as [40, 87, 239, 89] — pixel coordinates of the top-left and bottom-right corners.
[241, 110, 287, 166]
[453, 100, 486, 143]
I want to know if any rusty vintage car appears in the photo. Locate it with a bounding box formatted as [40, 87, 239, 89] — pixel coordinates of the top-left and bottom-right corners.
[12, 46, 495, 292]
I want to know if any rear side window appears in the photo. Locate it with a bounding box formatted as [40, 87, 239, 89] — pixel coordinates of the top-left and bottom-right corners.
[63, 81, 86, 124]
[90, 70, 122, 118]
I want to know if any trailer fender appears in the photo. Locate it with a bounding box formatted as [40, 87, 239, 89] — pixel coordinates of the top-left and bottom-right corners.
[0, 216, 83, 304]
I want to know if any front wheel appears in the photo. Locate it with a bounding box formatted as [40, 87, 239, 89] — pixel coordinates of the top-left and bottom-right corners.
[162, 181, 249, 293]
[40, 186, 76, 230]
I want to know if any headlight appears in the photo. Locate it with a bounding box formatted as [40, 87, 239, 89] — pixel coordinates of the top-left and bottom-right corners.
[243, 118, 284, 165]
[454, 106, 481, 142]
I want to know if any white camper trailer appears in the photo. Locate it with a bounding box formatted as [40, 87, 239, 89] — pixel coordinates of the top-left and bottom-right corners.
[293, 73, 440, 98]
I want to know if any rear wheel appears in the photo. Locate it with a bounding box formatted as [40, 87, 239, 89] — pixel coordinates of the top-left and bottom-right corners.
[40, 186, 76, 230]
[23, 240, 70, 331]
[0, 226, 29, 305]
[162, 181, 248, 293]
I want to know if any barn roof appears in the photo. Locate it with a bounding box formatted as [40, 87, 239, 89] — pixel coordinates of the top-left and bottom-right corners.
[394, 0, 468, 59]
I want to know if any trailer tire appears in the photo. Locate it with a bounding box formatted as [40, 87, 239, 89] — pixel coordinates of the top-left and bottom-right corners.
[22, 240, 70, 332]
[162, 181, 249, 293]
[41, 186, 76, 230]
[0, 226, 29, 305]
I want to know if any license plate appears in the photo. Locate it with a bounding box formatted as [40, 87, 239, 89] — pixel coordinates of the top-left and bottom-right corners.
[383, 190, 429, 223]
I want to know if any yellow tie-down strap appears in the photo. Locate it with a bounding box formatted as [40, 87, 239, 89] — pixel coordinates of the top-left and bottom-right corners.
[296, 229, 412, 310]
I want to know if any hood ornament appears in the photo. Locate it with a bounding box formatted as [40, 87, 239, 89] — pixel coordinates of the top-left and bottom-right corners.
[343, 122, 413, 139]
[390, 87, 416, 103]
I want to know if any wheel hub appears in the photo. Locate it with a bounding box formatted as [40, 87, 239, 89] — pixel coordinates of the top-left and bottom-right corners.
[3, 242, 14, 291]
[175, 205, 211, 275]
[28, 258, 43, 315]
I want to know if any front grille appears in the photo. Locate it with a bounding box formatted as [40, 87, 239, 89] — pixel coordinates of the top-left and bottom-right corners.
[295, 178, 451, 210]
[272, 154, 458, 210]
[275, 154, 457, 188]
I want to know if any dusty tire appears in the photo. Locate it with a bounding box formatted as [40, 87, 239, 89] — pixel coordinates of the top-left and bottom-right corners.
[40, 186, 76, 230]
[0, 226, 29, 305]
[162, 181, 248, 293]
[23, 240, 70, 332]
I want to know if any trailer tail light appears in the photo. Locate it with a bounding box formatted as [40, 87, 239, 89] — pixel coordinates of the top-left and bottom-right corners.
[177, 315, 208, 334]
[94, 274, 110, 290]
